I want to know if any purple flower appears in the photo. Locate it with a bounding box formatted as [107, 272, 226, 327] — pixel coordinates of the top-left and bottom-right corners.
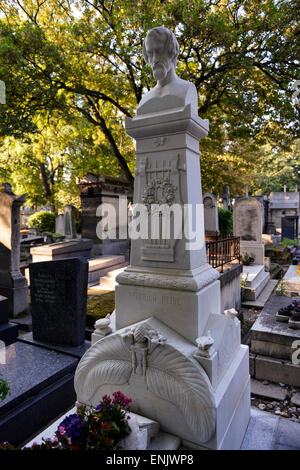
[58, 414, 83, 445]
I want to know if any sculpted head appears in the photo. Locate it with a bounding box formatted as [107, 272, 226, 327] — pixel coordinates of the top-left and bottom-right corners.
[143, 27, 179, 83]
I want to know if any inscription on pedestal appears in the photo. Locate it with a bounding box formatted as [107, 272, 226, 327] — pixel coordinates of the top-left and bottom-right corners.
[129, 291, 181, 307]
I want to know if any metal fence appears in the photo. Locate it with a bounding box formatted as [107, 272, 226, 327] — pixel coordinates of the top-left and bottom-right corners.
[206, 236, 240, 272]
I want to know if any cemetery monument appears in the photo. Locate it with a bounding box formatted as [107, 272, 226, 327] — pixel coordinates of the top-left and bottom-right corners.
[74, 26, 250, 450]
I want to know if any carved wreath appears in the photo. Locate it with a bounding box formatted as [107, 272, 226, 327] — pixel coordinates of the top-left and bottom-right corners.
[141, 178, 176, 211]
[75, 324, 216, 443]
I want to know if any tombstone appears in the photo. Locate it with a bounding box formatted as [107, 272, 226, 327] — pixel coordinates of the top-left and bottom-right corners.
[221, 185, 232, 211]
[55, 214, 65, 235]
[281, 216, 299, 241]
[29, 257, 88, 347]
[0, 183, 29, 316]
[233, 196, 264, 264]
[76, 173, 133, 256]
[74, 27, 250, 450]
[203, 192, 219, 236]
[64, 205, 77, 239]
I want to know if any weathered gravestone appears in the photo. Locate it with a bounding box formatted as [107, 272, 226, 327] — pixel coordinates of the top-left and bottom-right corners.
[55, 213, 65, 235]
[0, 183, 29, 316]
[234, 196, 264, 265]
[64, 204, 77, 239]
[221, 185, 232, 211]
[29, 257, 88, 347]
[203, 192, 219, 237]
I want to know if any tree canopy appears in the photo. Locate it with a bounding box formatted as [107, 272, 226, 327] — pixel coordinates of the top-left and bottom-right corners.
[0, 0, 299, 208]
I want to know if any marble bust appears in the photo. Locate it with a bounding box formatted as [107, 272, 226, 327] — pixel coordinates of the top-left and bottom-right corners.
[137, 26, 198, 115]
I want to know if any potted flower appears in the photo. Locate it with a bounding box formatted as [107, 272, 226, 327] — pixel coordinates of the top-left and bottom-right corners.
[238, 252, 255, 266]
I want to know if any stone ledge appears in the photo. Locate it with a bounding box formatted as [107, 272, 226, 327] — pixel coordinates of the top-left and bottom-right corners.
[219, 263, 242, 288]
[251, 378, 288, 401]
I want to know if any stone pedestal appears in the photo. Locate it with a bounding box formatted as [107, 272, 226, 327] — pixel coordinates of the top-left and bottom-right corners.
[0, 183, 29, 317]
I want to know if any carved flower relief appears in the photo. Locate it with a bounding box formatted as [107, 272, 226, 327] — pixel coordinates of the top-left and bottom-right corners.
[141, 177, 177, 212]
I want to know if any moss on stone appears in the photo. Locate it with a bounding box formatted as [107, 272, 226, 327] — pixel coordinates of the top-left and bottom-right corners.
[86, 292, 115, 328]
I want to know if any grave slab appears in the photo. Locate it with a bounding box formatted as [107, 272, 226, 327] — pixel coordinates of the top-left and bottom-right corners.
[19, 332, 91, 358]
[250, 378, 288, 401]
[279, 264, 300, 295]
[0, 341, 78, 445]
[30, 239, 92, 263]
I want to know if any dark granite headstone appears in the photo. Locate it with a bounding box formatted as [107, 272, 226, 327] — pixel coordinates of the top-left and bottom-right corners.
[30, 257, 88, 347]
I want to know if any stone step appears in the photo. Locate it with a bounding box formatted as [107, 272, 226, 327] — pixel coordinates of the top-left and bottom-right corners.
[242, 279, 278, 309]
[99, 267, 126, 290]
[243, 271, 270, 301]
[88, 256, 127, 284]
[242, 265, 267, 290]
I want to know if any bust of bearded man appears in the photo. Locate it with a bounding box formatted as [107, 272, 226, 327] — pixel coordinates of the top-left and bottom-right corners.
[137, 26, 198, 116]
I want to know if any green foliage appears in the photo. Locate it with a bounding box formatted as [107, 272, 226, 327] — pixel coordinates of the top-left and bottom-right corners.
[218, 207, 233, 236]
[281, 238, 299, 246]
[276, 279, 288, 296]
[0, 374, 10, 401]
[27, 211, 55, 233]
[0, 0, 298, 198]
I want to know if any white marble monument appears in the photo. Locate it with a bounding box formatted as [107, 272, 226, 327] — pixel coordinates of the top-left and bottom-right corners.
[75, 26, 250, 450]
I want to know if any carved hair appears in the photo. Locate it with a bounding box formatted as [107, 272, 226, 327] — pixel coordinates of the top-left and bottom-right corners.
[143, 27, 179, 66]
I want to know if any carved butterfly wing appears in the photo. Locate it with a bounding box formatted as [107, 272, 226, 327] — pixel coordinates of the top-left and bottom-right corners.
[74, 334, 132, 404]
[146, 342, 216, 443]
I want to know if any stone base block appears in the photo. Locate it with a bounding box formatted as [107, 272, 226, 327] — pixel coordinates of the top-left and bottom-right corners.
[75, 316, 250, 450]
[240, 242, 265, 266]
[0, 322, 18, 347]
[183, 345, 250, 450]
[115, 280, 221, 343]
[0, 285, 29, 317]
[242, 265, 270, 301]
[252, 354, 300, 387]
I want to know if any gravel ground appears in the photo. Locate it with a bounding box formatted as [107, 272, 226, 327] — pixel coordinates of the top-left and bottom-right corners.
[251, 383, 300, 423]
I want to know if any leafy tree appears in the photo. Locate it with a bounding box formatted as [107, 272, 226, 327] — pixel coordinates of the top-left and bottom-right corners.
[251, 139, 300, 194]
[27, 210, 55, 232]
[0, 0, 298, 194]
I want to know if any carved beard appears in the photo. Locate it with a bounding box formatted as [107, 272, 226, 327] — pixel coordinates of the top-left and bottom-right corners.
[152, 62, 168, 81]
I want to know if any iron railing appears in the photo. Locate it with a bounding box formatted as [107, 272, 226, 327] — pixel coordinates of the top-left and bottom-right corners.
[206, 236, 240, 272]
